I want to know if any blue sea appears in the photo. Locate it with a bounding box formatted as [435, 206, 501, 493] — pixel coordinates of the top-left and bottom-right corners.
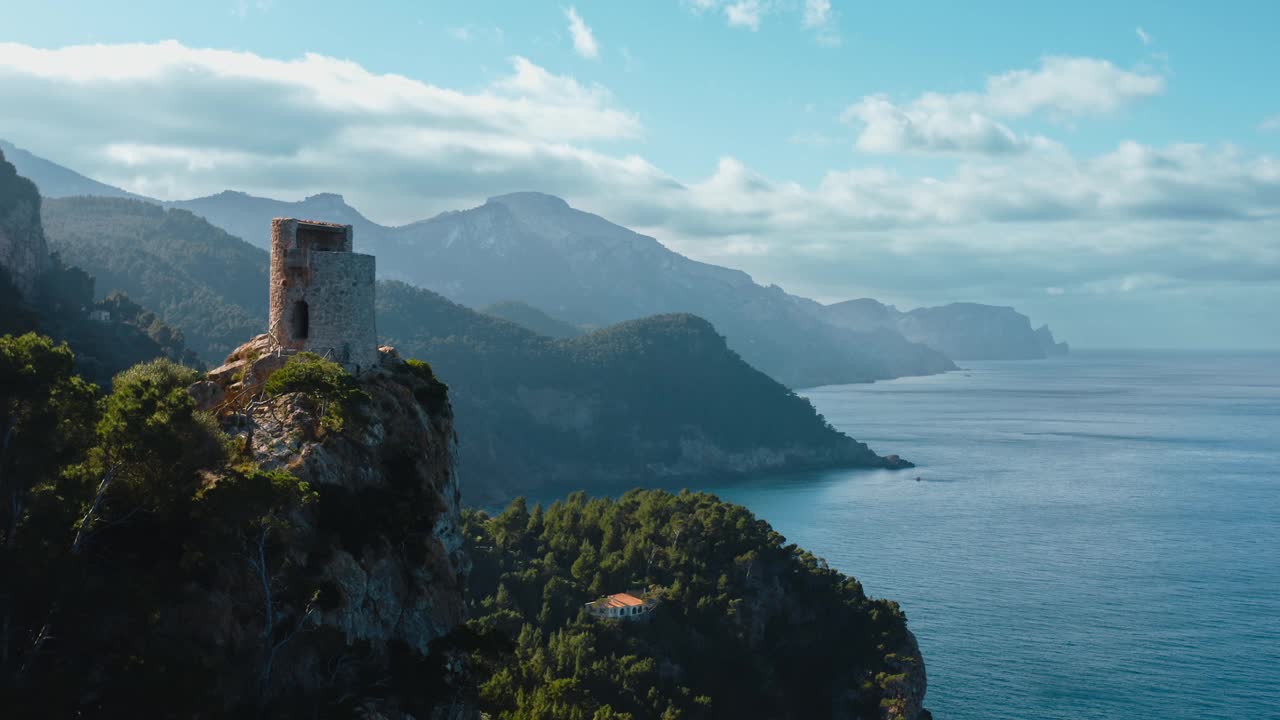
[706, 351, 1280, 719]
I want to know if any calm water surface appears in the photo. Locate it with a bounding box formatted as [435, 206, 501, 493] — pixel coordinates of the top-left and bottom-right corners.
[706, 351, 1280, 719]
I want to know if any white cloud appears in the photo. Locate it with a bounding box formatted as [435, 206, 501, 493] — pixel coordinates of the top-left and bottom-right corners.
[983, 57, 1164, 117]
[842, 56, 1165, 155]
[0, 40, 1277, 344]
[1136, 27, 1152, 46]
[725, 1, 765, 30]
[803, 0, 831, 27]
[842, 94, 1042, 155]
[0, 41, 646, 217]
[564, 7, 599, 59]
[1261, 114, 1280, 132]
[686, 0, 834, 44]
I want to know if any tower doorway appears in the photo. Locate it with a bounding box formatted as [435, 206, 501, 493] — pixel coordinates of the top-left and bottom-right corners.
[292, 300, 310, 340]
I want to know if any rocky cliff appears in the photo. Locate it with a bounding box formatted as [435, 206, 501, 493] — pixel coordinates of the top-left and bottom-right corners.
[195, 337, 476, 716]
[0, 148, 48, 299]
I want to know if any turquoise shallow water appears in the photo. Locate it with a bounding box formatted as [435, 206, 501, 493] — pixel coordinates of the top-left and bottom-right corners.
[705, 351, 1280, 719]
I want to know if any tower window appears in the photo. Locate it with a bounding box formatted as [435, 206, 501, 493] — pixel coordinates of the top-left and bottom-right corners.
[292, 300, 310, 340]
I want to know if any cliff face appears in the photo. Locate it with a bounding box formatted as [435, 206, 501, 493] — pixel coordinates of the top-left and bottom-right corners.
[727, 544, 928, 720]
[466, 490, 931, 719]
[198, 338, 475, 715]
[0, 148, 49, 298]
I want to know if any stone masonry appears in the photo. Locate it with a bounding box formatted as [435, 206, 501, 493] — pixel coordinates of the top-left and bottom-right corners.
[268, 218, 378, 373]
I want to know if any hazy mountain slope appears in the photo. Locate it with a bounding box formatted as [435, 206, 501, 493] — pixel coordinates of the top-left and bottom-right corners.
[1, 154, 199, 384]
[167, 191, 390, 249]
[2, 144, 955, 386]
[481, 299, 583, 338]
[380, 282, 908, 501]
[42, 197, 267, 360]
[825, 298, 1070, 361]
[40, 197, 907, 501]
[0, 139, 146, 201]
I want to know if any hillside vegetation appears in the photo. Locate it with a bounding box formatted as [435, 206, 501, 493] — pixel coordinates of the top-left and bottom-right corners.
[0, 337, 472, 718]
[382, 283, 903, 501]
[463, 491, 929, 719]
[1, 154, 197, 385]
[482, 300, 584, 338]
[42, 197, 266, 359]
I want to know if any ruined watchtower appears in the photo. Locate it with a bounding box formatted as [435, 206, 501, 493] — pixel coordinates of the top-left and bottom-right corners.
[268, 218, 377, 373]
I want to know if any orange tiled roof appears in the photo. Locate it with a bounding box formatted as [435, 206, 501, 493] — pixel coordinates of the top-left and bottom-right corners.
[602, 593, 644, 608]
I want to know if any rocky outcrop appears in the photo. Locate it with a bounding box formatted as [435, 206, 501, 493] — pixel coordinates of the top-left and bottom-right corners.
[198, 337, 475, 716]
[878, 629, 930, 720]
[1036, 323, 1070, 356]
[0, 147, 49, 298]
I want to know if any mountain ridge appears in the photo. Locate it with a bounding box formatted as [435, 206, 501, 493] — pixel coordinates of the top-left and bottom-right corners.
[42, 195, 910, 502]
[3, 140, 956, 387]
[7, 139, 1068, 378]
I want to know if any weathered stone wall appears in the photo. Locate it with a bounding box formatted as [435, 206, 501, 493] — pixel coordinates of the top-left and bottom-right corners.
[268, 217, 378, 373]
[303, 251, 378, 371]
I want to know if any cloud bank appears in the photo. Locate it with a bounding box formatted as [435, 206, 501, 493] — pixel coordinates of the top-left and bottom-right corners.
[843, 57, 1165, 155]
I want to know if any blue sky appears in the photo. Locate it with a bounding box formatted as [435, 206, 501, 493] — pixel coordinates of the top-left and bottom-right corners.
[3, 1, 1279, 348]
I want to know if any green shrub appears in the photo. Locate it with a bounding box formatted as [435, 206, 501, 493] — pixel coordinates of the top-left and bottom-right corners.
[264, 353, 369, 433]
[404, 358, 450, 414]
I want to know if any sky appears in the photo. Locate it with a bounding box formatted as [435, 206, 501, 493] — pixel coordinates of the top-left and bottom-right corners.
[2, 0, 1279, 349]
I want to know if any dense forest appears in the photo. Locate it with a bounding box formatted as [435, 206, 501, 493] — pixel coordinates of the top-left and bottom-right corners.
[482, 299, 585, 338]
[42, 196, 267, 360]
[0, 337, 270, 715]
[0, 334, 928, 718]
[462, 491, 928, 719]
[0, 339, 473, 718]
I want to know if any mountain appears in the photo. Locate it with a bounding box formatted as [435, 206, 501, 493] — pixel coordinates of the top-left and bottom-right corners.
[825, 298, 1070, 361]
[167, 190, 388, 249]
[11, 141, 1064, 376]
[480, 299, 583, 338]
[0, 139, 146, 201]
[380, 284, 909, 501]
[42, 196, 909, 503]
[4, 143, 960, 387]
[41, 196, 267, 360]
[1, 151, 198, 385]
[156, 188, 955, 387]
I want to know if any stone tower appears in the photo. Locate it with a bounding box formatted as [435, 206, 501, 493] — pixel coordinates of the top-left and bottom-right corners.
[268, 218, 377, 373]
